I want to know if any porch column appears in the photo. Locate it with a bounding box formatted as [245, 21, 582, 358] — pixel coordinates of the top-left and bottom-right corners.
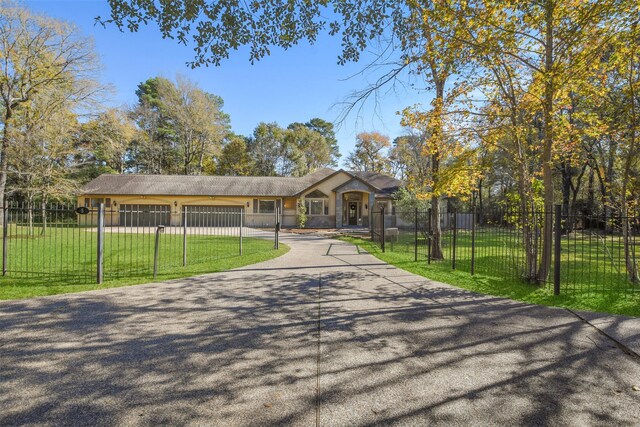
[335, 192, 343, 228]
[368, 192, 375, 230]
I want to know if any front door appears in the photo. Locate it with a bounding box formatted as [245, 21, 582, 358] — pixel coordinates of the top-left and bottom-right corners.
[348, 202, 359, 226]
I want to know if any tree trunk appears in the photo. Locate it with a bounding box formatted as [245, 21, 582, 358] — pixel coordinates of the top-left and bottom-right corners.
[0, 108, 12, 225]
[568, 164, 587, 232]
[430, 195, 444, 260]
[41, 198, 48, 236]
[517, 160, 538, 282]
[429, 81, 445, 260]
[604, 137, 617, 233]
[622, 26, 639, 283]
[478, 178, 484, 225]
[561, 162, 571, 217]
[587, 168, 595, 217]
[27, 198, 34, 237]
[537, 0, 555, 283]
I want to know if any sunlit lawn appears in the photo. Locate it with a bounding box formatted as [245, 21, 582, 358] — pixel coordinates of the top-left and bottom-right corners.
[341, 227, 640, 317]
[0, 226, 288, 300]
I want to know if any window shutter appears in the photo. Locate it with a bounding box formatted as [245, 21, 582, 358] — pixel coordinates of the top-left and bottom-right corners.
[253, 199, 258, 213]
[276, 199, 282, 212]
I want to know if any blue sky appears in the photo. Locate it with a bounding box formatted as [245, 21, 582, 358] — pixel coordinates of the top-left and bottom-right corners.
[25, 0, 430, 165]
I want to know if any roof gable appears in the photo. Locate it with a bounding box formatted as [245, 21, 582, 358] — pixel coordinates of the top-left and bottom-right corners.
[332, 176, 378, 193]
[304, 189, 329, 198]
[349, 171, 403, 196]
[294, 169, 354, 196]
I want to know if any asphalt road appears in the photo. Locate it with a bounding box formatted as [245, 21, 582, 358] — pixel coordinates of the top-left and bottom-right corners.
[1, 234, 639, 426]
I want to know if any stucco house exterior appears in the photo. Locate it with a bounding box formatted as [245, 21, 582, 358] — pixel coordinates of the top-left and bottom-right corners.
[78, 168, 402, 229]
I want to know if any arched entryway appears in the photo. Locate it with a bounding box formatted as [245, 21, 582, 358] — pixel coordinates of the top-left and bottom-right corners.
[333, 177, 377, 228]
[343, 192, 364, 226]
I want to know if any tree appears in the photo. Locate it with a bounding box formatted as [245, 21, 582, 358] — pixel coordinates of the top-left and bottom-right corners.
[0, 2, 99, 210]
[247, 122, 286, 176]
[161, 75, 229, 174]
[8, 86, 81, 234]
[461, 38, 544, 280]
[130, 75, 229, 174]
[78, 109, 138, 174]
[607, 20, 640, 281]
[455, 0, 630, 281]
[102, 1, 400, 67]
[131, 77, 185, 174]
[285, 123, 332, 176]
[215, 135, 253, 176]
[345, 132, 390, 173]
[304, 118, 340, 166]
[389, 134, 428, 181]
[296, 197, 307, 228]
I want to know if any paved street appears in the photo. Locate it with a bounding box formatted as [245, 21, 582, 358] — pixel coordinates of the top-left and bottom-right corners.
[1, 234, 639, 426]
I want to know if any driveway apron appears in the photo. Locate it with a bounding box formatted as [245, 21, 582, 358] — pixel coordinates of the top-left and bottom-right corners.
[1, 234, 639, 426]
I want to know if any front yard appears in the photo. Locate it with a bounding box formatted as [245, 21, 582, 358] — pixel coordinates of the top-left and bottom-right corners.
[0, 228, 288, 299]
[339, 235, 640, 317]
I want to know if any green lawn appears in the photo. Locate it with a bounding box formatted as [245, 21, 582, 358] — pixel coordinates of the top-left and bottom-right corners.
[0, 226, 288, 300]
[340, 230, 640, 317]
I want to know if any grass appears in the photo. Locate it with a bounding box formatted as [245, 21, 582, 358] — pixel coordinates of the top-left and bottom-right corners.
[339, 230, 640, 317]
[0, 226, 288, 300]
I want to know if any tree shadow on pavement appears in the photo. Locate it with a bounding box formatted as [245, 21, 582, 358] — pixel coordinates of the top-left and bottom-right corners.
[0, 249, 639, 426]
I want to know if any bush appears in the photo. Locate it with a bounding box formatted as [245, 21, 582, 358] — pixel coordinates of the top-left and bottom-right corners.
[296, 198, 307, 228]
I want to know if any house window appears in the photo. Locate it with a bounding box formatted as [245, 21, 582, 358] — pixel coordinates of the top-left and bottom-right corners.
[85, 197, 111, 208]
[304, 189, 329, 216]
[258, 200, 275, 214]
[305, 199, 329, 215]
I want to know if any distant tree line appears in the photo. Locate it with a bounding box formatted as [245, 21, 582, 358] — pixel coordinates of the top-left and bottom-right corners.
[0, 3, 344, 211]
[77, 76, 341, 180]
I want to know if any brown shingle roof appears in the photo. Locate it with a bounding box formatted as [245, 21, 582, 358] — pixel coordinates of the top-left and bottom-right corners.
[80, 168, 404, 198]
[80, 168, 337, 197]
[349, 171, 403, 196]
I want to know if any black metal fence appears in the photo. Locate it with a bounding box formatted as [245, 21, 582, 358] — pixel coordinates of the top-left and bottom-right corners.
[370, 206, 640, 295]
[1, 203, 283, 284]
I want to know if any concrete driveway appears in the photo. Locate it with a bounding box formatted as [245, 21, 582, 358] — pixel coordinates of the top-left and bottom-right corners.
[1, 234, 639, 426]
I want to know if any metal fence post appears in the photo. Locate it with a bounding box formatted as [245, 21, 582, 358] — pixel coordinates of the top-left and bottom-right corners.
[239, 208, 244, 256]
[183, 206, 187, 266]
[427, 207, 432, 265]
[554, 204, 562, 295]
[154, 225, 164, 280]
[452, 209, 457, 270]
[414, 207, 418, 262]
[381, 206, 386, 253]
[371, 210, 375, 241]
[2, 203, 8, 276]
[274, 207, 280, 250]
[97, 203, 104, 284]
[471, 199, 477, 275]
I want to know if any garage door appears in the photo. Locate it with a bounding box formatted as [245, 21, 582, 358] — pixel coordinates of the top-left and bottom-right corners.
[184, 206, 242, 227]
[120, 204, 171, 227]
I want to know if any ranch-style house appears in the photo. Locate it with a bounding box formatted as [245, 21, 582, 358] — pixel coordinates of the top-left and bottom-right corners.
[79, 168, 403, 229]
